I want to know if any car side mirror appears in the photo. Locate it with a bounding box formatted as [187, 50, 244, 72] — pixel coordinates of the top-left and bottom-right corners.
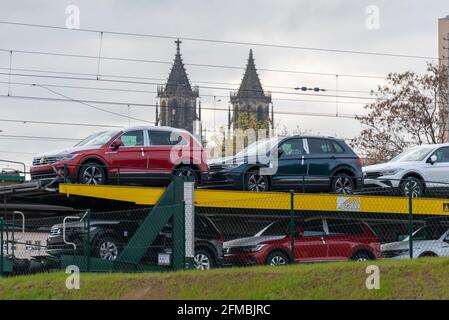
[277, 147, 284, 158]
[295, 230, 304, 238]
[111, 139, 123, 149]
[428, 155, 437, 165]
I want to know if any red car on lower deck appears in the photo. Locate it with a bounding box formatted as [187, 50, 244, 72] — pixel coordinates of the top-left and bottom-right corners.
[223, 217, 381, 266]
[30, 126, 208, 186]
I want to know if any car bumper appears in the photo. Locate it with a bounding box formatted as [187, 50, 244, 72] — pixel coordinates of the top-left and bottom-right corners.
[363, 177, 400, 189]
[30, 161, 78, 182]
[204, 171, 244, 189]
[223, 251, 265, 266]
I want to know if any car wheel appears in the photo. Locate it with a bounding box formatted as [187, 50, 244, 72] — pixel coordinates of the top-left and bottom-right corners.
[245, 171, 269, 192]
[352, 251, 372, 262]
[194, 249, 214, 270]
[400, 177, 423, 198]
[79, 162, 106, 185]
[418, 252, 438, 258]
[265, 251, 289, 266]
[331, 174, 354, 194]
[174, 166, 198, 186]
[96, 236, 121, 261]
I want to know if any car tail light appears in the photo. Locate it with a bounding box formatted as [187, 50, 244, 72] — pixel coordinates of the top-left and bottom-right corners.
[357, 158, 363, 166]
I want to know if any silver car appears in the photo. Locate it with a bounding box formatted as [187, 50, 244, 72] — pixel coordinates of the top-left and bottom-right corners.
[381, 224, 449, 259]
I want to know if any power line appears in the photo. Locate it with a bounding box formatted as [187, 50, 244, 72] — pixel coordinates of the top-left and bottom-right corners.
[0, 150, 35, 155]
[0, 47, 385, 79]
[0, 93, 362, 119]
[0, 71, 381, 101]
[0, 79, 369, 105]
[0, 20, 438, 60]
[0, 66, 374, 94]
[0, 134, 81, 142]
[0, 117, 122, 128]
[32, 84, 152, 124]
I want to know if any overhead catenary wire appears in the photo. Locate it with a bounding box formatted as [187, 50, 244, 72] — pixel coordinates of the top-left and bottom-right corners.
[0, 79, 370, 105]
[0, 47, 386, 79]
[31, 84, 153, 124]
[0, 20, 439, 60]
[0, 93, 364, 119]
[0, 66, 375, 94]
[0, 71, 384, 101]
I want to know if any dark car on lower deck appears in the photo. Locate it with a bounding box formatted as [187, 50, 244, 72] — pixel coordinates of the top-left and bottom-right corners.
[207, 136, 363, 193]
[46, 213, 223, 270]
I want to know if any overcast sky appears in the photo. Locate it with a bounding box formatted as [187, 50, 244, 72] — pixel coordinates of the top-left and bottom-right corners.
[1, 0, 449, 168]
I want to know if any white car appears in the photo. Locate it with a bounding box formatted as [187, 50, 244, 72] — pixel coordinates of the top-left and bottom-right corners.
[381, 224, 449, 259]
[363, 143, 449, 197]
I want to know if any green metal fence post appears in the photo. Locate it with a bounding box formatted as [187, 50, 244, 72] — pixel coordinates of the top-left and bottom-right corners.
[290, 190, 295, 263]
[408, 177, 414, 260]
[83, 209, 91, 272]
[0, 218, 3, 276]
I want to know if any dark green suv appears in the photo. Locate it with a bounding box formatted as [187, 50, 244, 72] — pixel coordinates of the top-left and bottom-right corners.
[207, 136, 363, 193]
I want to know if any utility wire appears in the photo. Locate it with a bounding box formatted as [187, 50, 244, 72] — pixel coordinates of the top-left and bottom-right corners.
[0, 47, 385, 79]
[0, 20, 438, 60]
[0, 66, 374, 94]
[31, 84, 152, 124]
[0, 93, 362, 119]
[0, 80, 369, 105]
[0, 71, 382, 101]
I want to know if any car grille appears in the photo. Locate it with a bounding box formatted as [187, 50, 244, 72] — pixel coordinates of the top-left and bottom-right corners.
[32, 156, 60, 166]
[224, 247, 250, 254]
[209, 164, 225, 172]
[50, 227, 61, 236]
[382, 250, 407, 258]
[365, 172, 382, 179]
[30, 170, 58, 181]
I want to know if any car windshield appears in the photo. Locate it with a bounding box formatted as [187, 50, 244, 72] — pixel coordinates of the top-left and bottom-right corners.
[75, 130, 120, 147]
[403, 225, 448, 241]
[255, 221, 288, 237]
[389, 146, 434, 162]
[235, 138, 280, 158]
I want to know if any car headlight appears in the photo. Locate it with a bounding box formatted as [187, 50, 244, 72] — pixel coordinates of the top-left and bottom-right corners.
[246, 244, 267, 252]
[379, 168, 403, 176]
[221, 163, 242, 170]
[56, 154, 79, 161]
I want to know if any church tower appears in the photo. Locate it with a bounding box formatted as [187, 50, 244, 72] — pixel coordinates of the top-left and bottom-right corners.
[230, 49, 272, 128]
[157, 39, 199, 133]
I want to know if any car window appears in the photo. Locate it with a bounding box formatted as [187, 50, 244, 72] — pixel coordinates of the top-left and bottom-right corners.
[259, 221, 289, 236]
[148, 130, 187, 146]
[411, 225, 448, 241]
[332, 141, 345, 154]
[76, 130, 119, 147]
[308, 139, 334, 154]
[302, 219, 325, 236]
[279, 138, 306, 158]
[432, 147, 449, 163]
[119, 130, 144, 147]
[327, 219, 363, 235]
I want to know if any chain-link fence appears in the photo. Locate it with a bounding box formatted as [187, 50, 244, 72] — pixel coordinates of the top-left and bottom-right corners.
[3, 177, 449, 276]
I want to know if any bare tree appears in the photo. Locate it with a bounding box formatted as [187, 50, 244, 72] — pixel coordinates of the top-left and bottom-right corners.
[352, 63, 448, 164]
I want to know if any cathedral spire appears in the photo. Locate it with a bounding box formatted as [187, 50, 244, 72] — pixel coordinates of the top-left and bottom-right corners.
[235, 49, 267, 99]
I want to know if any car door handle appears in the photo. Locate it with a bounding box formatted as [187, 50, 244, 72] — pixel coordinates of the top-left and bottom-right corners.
[320, 236, 326, 244]
[330, 156, 336, 160]
[140, 147, 145, 157]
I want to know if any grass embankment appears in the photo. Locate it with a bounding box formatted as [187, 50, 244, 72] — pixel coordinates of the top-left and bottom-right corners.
[1, 258, 449, 300]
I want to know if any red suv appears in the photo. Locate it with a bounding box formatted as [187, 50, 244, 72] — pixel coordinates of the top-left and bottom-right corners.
[223, 218, 381, 266]
[30, 126, 208, 186]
